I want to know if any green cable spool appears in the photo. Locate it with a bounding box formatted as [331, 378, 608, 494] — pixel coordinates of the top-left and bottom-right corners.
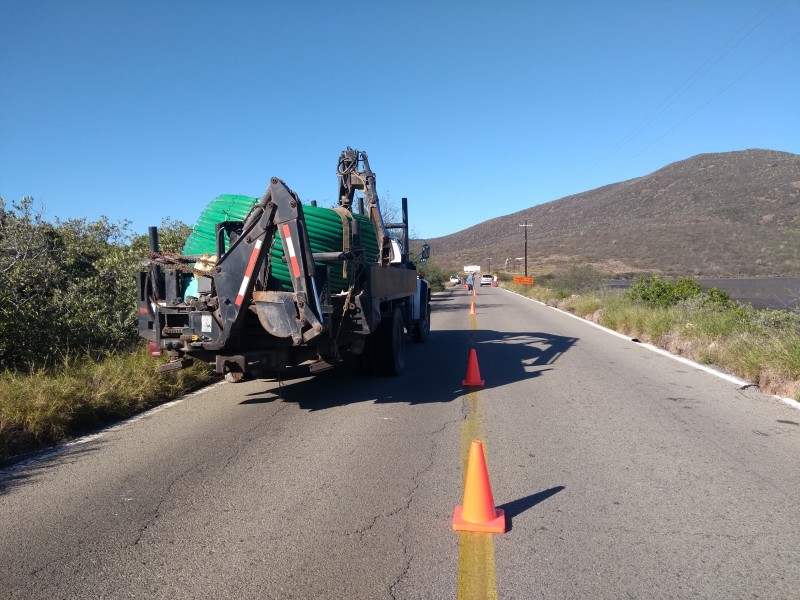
[182, 195, 380, 294]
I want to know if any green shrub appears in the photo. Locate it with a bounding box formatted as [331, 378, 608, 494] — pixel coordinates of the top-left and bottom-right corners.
[0, 197, 190, 371]
[415, 259, 447, 292]
[674, 277, 703, 300]
[703, 287, 733, 307]
[626, 274, 704, 307]
[626, 274, 675, 307]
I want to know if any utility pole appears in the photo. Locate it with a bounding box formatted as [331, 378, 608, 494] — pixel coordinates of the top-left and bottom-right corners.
[519, 220, 533, 277]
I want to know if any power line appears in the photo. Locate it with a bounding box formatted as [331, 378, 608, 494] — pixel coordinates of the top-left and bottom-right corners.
[580, 0, 789, 182]
[617, 29, 800, 169]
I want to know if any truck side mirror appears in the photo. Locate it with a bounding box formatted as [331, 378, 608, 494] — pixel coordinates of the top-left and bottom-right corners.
[421, 243, 430, 259]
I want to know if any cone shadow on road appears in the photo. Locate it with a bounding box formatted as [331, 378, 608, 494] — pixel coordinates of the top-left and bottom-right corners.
[498, 485, 565, 532]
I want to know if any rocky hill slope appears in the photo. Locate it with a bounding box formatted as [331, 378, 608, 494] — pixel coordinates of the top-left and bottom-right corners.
[429, 149, 800, 277]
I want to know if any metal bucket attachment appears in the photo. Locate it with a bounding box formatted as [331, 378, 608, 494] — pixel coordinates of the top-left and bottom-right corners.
[253, 291, 301, 340]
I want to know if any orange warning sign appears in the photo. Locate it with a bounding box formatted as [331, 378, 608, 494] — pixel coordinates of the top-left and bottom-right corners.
[513, 276, 535, 285]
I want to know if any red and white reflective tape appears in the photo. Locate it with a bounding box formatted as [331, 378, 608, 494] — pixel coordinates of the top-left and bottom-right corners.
[282, 224, 301, 278]
[234, 238, 263, 306]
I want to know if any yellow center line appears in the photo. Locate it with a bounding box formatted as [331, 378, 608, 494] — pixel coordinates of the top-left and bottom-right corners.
[457, 533, 499, 600]
[456, 306, 499, 599]
[459, 392, 482, 468]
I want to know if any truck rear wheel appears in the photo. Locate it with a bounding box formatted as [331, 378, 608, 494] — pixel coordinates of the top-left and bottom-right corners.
[377, 305, 405, 375]
[412, 297, 430, 343]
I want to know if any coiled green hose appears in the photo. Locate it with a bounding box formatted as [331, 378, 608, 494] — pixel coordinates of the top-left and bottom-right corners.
[182, 195, 379, 293]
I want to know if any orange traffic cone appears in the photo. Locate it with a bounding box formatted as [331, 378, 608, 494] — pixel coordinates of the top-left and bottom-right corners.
[469, 301, 477, 315]
[472, 287, 476, 297]
[453, 440, 506, 533]
[461, 342, 485, 387]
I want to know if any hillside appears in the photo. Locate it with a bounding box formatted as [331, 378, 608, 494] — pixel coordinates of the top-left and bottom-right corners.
[428, 149, 800, 277]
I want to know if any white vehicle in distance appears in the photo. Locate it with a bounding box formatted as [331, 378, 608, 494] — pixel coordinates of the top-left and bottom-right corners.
[449, 275, 462, 284]
[480, 274, 493, 286]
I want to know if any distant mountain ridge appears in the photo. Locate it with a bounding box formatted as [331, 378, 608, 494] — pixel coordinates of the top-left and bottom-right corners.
[428, 149, 800, 277]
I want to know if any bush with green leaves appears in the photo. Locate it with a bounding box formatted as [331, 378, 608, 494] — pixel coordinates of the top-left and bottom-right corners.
[703, 286, 733, 307]
[626, 274, 703, 307]
[415, 259, 447, 292]
[0, 196, 190, 370]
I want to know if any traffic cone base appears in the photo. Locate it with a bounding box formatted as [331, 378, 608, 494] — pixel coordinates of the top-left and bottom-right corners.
[452, 505, 506, 533]
[452, 440, 506, 533]
[462, 347, 485, 387]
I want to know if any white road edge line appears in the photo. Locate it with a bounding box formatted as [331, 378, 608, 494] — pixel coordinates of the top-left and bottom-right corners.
[0, 380, 227, 477]
[501, 287, 800, 411]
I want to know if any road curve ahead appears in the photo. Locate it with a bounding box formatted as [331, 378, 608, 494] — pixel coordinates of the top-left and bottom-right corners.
[1, 286, 799, 599]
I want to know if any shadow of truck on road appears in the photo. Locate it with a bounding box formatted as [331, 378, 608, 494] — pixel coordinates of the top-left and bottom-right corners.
[241, 328, 578, 411]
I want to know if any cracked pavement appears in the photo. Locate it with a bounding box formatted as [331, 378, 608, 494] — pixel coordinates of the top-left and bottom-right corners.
[1, 287, 799, 599]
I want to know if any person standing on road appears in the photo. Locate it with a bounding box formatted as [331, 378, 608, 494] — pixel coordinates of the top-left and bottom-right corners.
[466, 273, 474, 293]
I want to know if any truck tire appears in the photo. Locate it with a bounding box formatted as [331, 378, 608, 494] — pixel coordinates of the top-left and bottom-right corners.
[377, 305, 405, 375]
[412, 297, 430, 343]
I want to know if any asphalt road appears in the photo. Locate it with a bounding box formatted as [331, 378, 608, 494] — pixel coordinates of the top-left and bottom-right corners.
[2, 286, 799, 599]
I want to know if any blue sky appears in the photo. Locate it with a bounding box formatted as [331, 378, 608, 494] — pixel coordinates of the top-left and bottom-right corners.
[2, 1, 798, 240]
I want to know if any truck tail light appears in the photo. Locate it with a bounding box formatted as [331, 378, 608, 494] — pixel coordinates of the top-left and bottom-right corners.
[148, 341, 163, 358]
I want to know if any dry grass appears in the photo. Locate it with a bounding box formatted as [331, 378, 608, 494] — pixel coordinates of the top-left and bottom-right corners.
[0, 348, 214, 459]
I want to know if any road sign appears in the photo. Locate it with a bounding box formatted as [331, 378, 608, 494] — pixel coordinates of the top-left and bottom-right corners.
[513, 276, 535, 285]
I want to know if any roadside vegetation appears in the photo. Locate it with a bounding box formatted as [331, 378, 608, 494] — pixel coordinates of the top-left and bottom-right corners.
[0, 197, 213, 460]
[501, 266, 800, 402]
[417, 260, 448, 292]
[0, 350, 212, 459]
[0, 198, 447, 460]
[3, 188, 795, 460]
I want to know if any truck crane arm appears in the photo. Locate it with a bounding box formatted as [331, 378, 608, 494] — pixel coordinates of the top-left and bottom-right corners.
[337, 148, 393, 265]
